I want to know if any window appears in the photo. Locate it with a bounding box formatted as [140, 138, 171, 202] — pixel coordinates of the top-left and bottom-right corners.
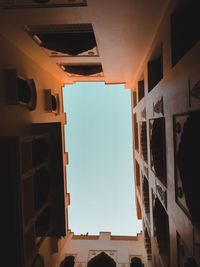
[153, 198, 169, 266]
[5, 69, 37, 110]
[148, 45, 163, 92]
[176, 111, 200, 224]
[171, 0, 200, 67]
[138, 80, 145, 101]
[150, 117, 166, 185]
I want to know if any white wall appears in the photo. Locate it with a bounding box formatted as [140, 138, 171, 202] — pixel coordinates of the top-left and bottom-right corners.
[56, 232, 150, 267]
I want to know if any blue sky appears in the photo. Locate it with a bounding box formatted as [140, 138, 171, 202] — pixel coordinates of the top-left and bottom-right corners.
[63, 82, 142, 236]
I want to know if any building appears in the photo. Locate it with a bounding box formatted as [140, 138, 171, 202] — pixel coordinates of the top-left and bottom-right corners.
[0, 0, 200, 267]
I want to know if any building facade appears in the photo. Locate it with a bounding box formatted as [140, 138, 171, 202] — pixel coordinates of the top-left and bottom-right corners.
[0, 0, 200, 267]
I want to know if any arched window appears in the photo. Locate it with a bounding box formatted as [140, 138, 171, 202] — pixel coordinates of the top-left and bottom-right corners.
[87, 252, 116, 267]
[130, 257, 144, 267]
[61, 256, 75, 267]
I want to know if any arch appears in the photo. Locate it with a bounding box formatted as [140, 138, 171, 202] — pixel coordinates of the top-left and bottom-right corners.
[130, 257, 144, 267]
[61, 256, 75, 267]
[177, 111, 200, 224]
[87, 252, 116, 267]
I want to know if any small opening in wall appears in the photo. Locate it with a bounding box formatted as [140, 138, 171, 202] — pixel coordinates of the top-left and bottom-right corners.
[171, 0, 200, 67]
[148, 44, 163, 92]
[51, 95, 57, 111]
[17, 77, 32, 103]
[138, 80, 145, 101]
[153, 198, 169, 265]
[150, 117, 166, 186]
[133, 114, 139, 151]
[176, 110, 200, 224]
[132, 91, 137, 108]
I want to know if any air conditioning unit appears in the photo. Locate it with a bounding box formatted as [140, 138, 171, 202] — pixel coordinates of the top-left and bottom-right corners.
[1, 0, 87, 9]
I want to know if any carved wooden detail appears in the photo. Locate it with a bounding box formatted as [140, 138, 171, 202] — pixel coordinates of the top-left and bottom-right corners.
[189, 79, 200, 108]
[141, 108, 146, 120]
[156, 182, 167, 209]
[153, 96, 164, 116]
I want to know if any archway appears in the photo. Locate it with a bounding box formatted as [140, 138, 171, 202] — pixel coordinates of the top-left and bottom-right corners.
[130, 257, 144, 267]
[61, 256, 75, 267]
[87, 252, 116, 267]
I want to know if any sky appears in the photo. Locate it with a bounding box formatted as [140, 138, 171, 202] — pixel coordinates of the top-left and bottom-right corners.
[63, 82, 142, 236]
